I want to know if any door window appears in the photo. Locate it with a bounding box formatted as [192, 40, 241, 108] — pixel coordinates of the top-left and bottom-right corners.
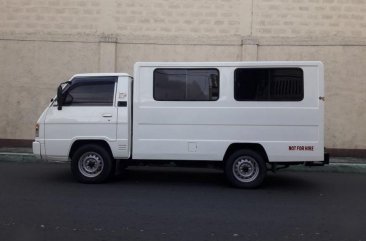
[63, 78, 116, 106]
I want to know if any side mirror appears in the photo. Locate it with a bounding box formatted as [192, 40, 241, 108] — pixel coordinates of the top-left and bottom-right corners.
[57, 85, 63, 110]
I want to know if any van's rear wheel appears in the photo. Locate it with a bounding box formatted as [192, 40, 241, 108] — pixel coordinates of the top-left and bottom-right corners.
[225, 149, 266, 188]
[71, 144, 114, 183]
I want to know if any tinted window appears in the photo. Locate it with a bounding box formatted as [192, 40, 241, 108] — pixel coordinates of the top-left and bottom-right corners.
[154, 69, 219, 101]
[64, 79, 115, 106]
[234, 68, 304, 101]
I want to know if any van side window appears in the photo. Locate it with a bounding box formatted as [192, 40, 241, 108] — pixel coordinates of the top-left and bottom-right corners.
[63, 80, 115, 106]
[153, 69, 219, 101]
[234, 68, 304, 101]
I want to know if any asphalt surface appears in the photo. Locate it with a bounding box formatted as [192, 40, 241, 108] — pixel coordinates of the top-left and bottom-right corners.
[0, 162, 365, 241]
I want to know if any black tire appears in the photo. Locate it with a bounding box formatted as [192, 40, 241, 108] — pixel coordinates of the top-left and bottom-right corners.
[71, 144, 115, 183]
[224, 149, 266, 188]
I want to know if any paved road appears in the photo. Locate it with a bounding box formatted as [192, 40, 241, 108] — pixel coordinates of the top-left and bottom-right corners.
[0, 162, 365, 241]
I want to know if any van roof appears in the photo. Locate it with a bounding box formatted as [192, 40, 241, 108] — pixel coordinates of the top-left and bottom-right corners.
[72, 73, 131, 78]
[134, 61, 323, 68]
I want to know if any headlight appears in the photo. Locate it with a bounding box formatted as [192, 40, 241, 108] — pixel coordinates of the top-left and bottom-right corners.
[35, 123, 39, 137]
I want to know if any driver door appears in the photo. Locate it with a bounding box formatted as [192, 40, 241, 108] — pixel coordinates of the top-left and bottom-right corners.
[44, 76, 118, 161]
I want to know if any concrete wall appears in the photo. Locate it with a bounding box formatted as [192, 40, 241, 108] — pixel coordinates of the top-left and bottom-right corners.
[0, 0, 365, 151]
[0, 40, 99, 138]
[0, 0, 251, 36]
[253, 0, 366, 37]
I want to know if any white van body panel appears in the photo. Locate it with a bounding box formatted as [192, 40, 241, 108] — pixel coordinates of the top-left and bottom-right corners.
[43, 104, 118, 161]
[41, 74, 132, 162]
[34, 62, 324, 164]
[132, 62, 324, 162]
[115, 76, 132, 159]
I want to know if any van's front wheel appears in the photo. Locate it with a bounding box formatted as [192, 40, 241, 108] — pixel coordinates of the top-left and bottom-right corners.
[71, 144, 114, 183]
[225, 149, 266, 188]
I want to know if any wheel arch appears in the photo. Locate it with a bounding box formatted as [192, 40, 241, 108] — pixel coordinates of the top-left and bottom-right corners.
[69, 139, 114, 159]
[223, 143, 269, 163]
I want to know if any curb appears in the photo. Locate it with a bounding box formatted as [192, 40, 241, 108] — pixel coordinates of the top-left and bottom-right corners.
[285, 163, 366, 174]
[1, 152, 366, 174]
[0, 152, 40, 162]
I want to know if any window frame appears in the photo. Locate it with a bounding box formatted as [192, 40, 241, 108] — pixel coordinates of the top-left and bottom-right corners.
[153, 68, 220, 102]
[62, 77, 117, 107]
[233, 67, 304, 102]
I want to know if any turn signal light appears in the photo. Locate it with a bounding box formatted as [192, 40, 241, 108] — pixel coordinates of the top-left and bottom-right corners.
[35, 123, 39, 137]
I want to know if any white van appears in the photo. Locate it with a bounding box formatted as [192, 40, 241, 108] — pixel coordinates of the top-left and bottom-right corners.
[33, 61, 328, 188]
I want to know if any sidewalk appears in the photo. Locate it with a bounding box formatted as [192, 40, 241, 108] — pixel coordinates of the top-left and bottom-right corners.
[0, 147, 35, 162]
[0, 147, 365, 173]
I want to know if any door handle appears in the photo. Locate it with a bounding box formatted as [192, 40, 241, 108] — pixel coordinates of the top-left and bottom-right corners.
[102, 113, 112, 118]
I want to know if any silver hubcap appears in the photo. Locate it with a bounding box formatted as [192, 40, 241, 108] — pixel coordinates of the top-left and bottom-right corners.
[78, 152, 104, 178]
[232, 156, 259, 182]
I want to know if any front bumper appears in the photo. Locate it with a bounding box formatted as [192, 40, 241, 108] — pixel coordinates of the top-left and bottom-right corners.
[32, 141, 42, 159]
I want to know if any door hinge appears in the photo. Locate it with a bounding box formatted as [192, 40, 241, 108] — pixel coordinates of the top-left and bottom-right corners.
[319, 96, 325, 101]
